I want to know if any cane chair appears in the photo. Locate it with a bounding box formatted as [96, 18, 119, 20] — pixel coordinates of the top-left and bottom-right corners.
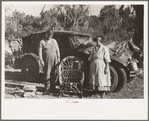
[58, 56, 84, 98]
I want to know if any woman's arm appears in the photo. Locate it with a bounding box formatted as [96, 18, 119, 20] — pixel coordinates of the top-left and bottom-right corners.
[104, 62, 109, 74]
[88, 51, 93, 61]
[88, 50, 93, 61]
[104, 46, 111, 74]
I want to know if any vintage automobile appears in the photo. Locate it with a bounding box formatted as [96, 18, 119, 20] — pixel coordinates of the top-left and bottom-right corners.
[13, 30, 140, 92]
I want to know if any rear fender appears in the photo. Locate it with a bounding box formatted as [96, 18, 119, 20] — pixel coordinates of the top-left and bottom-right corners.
[21, 53, 43, 73]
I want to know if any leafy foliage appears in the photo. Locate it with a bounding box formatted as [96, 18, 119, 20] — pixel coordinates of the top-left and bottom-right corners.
[99, 5, 136, 42]
[5, 5, 143, 48]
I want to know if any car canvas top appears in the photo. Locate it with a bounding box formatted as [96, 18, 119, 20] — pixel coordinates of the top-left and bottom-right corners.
[32, 30, 91, 37]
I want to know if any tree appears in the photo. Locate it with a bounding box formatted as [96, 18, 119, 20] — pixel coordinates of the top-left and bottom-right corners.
[5, 10, 25, 39]
[117, 5, 143, 49]
[55, 5, 90, 31]
[88, 15, 104, 38]
[99, 5, 136, 42]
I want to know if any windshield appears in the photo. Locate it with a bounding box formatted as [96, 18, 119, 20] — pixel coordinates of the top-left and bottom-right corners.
[69, 35, 92, 49]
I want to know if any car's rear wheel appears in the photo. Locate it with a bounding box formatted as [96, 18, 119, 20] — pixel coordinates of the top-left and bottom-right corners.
[83, 64, 118, 94]
[113, 67, 127, 92]
[22, 58, 39, 82]
[109, 65, 118, 92]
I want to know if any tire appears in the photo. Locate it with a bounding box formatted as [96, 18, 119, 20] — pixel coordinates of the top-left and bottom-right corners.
[109, 65, 118, 92]
[22, 58, 39, 82]
[127, 77, 135, 83]
[113, 68, 127, 92]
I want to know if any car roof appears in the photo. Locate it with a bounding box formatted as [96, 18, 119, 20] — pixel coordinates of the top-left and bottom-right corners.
[35, 30, 91, 37]
[54, 30, 91, 36]
[22, 30, 92, 40]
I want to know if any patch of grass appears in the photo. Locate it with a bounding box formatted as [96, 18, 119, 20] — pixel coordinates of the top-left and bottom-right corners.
[106, 75, 144, 99]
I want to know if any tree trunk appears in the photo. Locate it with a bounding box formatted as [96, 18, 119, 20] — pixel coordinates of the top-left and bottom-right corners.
[133, 5, 144, 50]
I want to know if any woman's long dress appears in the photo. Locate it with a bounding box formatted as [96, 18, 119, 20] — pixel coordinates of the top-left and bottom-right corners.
[39, 38, 60, 91]
[88, 45, 111, 91]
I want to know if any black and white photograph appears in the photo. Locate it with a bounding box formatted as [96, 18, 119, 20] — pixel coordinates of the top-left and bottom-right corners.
[2, 1, 148, 120]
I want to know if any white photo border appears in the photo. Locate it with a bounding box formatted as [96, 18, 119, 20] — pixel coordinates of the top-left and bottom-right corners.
[1, 1, 148, 120]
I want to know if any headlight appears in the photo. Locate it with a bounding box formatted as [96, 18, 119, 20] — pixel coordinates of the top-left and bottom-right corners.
[127, 56, 132, 64]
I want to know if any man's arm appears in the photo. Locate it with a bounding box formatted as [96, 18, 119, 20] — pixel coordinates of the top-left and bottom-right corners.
[38, 40, 44, 66]
[53, 39, 60, 63]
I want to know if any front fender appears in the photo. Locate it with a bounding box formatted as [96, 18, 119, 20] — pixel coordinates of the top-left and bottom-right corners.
[110, 55, 128, 67]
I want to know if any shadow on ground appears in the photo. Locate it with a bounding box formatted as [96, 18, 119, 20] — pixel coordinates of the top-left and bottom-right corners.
[5, 70, 44, 83]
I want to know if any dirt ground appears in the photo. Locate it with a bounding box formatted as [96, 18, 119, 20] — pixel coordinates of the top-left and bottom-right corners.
[5, 67, 144, 99]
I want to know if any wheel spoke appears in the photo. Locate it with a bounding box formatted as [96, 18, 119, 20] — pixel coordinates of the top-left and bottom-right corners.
[70, 59, 74, 68]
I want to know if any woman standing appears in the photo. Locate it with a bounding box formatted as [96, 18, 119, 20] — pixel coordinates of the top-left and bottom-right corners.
[88, 36, 111, 98]
[38, 30, 60, 95]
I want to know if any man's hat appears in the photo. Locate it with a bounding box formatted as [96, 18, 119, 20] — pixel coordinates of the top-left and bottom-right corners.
[46, 29, 54, 36]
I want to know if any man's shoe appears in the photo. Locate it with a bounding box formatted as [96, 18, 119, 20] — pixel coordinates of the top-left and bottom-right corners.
[83, 86, 92, 91]
[43, 90, 50, 95]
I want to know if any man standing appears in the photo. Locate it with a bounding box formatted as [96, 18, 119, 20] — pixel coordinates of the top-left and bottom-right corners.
[38, 30, 60, 95]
